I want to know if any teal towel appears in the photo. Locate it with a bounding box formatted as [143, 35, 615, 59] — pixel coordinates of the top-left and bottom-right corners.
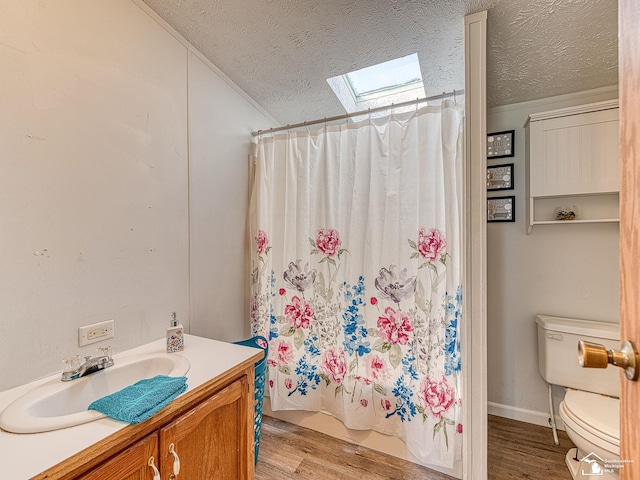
[88, 375, 188, 424]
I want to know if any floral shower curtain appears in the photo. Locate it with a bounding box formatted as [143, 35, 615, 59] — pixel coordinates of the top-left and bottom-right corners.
[249, 100, 464, 468]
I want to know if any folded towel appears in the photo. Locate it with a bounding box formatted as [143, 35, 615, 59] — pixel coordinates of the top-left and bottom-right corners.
[88, 375, 188, 424]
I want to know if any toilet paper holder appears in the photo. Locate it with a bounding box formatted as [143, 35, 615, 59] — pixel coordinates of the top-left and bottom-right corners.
[578, 339, 639, 381]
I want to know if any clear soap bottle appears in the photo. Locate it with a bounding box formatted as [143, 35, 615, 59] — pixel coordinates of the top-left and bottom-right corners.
[166, 312, 184, 353]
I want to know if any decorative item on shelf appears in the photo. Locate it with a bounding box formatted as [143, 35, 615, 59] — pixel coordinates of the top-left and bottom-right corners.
[487, 196, 515, 222]
[486, 130, 514, 158]
[554, 206, 578, 221]
[486, 163, 514, 191]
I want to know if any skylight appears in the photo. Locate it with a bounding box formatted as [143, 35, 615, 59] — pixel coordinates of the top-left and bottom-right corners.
[327, 53, 425, 116]
[344, 53, 423, 100]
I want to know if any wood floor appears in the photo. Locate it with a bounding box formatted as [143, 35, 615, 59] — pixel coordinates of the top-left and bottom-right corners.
[255, 414, 575, 479]
[488, 415, 574, 480]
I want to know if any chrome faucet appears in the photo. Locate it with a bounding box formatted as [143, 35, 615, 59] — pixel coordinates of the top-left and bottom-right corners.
[61, 346, 114, 382]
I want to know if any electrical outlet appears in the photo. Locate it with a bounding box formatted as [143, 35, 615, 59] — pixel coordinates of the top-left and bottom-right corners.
[78, 320, 114, 347]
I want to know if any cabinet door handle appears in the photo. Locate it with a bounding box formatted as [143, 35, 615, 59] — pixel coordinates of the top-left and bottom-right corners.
[168, 443, 181, 478]
[148, 456, 161, 480]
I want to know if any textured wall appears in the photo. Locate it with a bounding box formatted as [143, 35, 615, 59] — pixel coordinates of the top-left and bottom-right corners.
[141, 0, 617, 125]
[0, 0, 274, 392]
[0, 0, 189, 391]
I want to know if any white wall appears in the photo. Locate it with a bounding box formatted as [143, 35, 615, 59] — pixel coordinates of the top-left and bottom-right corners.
[187, 51, 271, 342]
[0, 0, 273, 391]
[486, 86, 619, 426]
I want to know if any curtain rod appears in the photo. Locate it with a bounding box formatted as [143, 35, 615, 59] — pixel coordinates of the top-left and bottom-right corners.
[252, 89, 464, 137]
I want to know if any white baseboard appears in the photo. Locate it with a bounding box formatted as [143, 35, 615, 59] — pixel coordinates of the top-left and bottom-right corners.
[488, 401, 565, 431]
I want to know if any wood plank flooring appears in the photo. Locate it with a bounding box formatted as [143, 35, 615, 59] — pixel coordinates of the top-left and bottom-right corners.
[488, 415, 574, 480]
[255, 414, 575, 479]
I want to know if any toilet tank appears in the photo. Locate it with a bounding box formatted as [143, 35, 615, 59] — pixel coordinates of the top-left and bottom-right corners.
[536, 314, 620, 397]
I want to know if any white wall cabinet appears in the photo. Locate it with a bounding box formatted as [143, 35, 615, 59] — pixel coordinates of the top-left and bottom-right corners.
[525, 100, 619, 233]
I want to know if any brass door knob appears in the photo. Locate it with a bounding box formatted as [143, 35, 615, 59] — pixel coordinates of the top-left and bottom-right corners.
[578, 340, 639, 381]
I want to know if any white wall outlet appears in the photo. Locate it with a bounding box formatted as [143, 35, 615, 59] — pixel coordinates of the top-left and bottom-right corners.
[78, 320, 114, 347]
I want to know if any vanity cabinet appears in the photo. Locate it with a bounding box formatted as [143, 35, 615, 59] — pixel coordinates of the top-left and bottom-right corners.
[159, 378, 249, 479]
[76, 434, 159, 480]
[525, 99, 619, 233]
[32, 358, 256, 480]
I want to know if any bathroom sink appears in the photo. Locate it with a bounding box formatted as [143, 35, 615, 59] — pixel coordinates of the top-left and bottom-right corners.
[0, 353, 190, 434]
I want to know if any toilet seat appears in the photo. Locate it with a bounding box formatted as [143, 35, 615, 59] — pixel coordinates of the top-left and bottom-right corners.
[560, 389, 619, 456]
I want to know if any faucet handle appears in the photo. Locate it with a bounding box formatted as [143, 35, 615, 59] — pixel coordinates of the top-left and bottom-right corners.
[97, 345, 112, 358]
[62, 355, 80, 373]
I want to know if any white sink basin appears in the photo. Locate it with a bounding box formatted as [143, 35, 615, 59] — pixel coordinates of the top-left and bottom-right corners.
[0, 353, 190, 434]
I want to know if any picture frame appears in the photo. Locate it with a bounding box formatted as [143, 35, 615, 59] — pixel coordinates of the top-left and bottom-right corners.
[487, 196, 515, 222]
[487, 130, 515, 158]
[486, 163, 514, 191]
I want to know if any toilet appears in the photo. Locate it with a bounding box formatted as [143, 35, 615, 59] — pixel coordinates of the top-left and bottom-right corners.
[536, 314, 620, 479]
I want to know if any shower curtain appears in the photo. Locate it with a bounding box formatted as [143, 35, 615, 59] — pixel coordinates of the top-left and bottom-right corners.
[249, 100, 464, 468]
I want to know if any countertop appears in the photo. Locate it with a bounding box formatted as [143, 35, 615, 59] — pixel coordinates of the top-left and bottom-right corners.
[0, 334, 261, 479]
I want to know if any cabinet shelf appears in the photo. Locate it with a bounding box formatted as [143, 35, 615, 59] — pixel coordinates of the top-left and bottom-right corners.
[531, 219, 620, 226]
[526, 192, 619, 233]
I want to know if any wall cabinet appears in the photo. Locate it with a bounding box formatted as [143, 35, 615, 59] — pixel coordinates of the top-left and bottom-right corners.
[525, 100, 619, 233]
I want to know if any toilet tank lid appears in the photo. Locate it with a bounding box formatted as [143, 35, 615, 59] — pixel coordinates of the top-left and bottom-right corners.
[535, 315, 619, 340]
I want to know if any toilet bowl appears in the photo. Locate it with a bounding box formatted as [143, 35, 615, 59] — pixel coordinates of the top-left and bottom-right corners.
[559, 389, 619, 479]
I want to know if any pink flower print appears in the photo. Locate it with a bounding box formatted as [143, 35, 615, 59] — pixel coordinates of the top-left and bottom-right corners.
[273, 339, 294, 364]
[256, 230, 269, 255]
[417, 228, 445, 263]
[284, 378, 293, 390]
[316, 228, 341, 257]
[355, 375, 372, 386]
[367, 354, 389, 382]
[279, 288, 286, 296]
[418, 373, 456, 419]
[360, 399, 368, 407]
[377, 307, 414, 345]
[285, 296, 314, 329]
[370, 297, 378, 305]
[267, 359, 277, 367]
[321, 348, 347, 384]
[381, 399, 392, 411]
[269, 379, 274, 388]
[457, 423, 463, 434]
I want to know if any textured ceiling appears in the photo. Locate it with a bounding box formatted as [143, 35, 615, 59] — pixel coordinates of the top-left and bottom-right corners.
[142, 0, 618, 125]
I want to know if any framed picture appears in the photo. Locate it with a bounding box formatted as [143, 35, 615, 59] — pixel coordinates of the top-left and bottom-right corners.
[486, 163, 514, 191]
[487, 196, 515, 222]
[487, 130, 514, 158]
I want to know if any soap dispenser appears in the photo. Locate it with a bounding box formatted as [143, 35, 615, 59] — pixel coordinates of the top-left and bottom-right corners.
[166, 312, 184, 353]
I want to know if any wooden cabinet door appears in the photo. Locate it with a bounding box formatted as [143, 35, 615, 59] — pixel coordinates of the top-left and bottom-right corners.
[159, 376, 253, 480]
[529, 105, 619, 197]
[76, 433, 159, 480]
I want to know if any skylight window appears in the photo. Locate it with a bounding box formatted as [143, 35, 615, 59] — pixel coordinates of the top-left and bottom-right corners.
[344, 54, 423, 100]
[327, 53, 425, 116]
